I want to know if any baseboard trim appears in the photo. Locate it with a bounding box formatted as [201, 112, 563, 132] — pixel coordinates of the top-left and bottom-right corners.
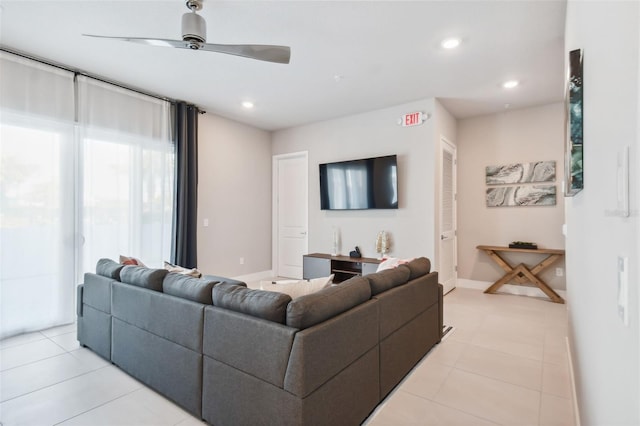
[456, 278, 567, 299]
[566, 337, 581, 426]
[232, 270, 274, 284]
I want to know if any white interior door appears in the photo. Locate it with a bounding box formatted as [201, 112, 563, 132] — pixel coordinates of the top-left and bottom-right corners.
[273, 152, 308, 278]
[439, 138, 457, 294]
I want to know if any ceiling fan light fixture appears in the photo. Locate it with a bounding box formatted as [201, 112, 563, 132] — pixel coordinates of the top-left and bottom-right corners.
[182, 11, 206, 43]
[441, 37, 461, 49]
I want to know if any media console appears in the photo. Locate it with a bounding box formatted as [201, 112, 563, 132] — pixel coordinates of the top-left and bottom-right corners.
[303, 253, 381, 283]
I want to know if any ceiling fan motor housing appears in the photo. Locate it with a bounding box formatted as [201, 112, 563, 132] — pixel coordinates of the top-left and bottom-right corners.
[182, 12, 206, 44]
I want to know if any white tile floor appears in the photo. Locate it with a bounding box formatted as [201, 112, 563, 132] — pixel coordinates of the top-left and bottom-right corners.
[0, 288, 575, 426]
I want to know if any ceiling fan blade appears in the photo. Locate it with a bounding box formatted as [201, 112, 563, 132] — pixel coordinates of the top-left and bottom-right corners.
[83, 34, 190, 49]
[199, 43, 291, 64]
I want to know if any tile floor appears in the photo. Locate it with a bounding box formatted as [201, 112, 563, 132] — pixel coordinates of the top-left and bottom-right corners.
[0, 288, 575, 426]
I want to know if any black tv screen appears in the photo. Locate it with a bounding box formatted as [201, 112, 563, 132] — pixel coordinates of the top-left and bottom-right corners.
[319, 155, 398, 210]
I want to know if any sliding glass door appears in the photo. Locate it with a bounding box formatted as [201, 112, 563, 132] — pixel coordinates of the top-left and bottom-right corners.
[0, 52, 174, 339]
[0, 117, 77, 337]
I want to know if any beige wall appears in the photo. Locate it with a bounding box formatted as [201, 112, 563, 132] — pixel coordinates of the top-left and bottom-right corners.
[272, 99, 439, 260]
[457, 103, 566, 290]
[197, 113, 273, 277]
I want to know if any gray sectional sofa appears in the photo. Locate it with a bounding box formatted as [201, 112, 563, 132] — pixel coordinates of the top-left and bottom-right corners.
[77, 257, 443, 425]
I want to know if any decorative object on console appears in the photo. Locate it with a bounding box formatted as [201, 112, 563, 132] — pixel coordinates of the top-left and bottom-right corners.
[565, 48, 584, 196]
[349, 246, 362, 258]
[331, 227, 341, 256]
[375, 231, 390, 259]
[508, 241, 538, 249]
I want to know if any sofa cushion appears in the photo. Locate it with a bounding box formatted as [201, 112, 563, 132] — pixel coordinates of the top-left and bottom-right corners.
[286, 276, 372, 330]
[163, 273, 220, 304]
[367, 266, 411, 295]
[96, 258, 123, 280]
[202, 275, 247, 287]
[119, 265, 168, 292]
[212, 283, 292, 324]
[406, 257, 431, 280]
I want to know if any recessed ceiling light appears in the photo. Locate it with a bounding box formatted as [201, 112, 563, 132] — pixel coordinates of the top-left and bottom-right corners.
[241, 101, 254, 109]
[441, 38, 461, 49]
[503, 80, 519, 89]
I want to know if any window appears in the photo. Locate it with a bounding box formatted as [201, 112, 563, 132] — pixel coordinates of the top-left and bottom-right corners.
[0, 52, 174, 339]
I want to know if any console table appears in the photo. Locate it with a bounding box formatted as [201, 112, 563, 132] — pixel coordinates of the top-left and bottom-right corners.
[303, 253, 380, 283]
[476, 245, 565, 304]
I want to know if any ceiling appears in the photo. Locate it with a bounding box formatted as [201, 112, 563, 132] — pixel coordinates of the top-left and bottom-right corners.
[0, 1, 567, 131]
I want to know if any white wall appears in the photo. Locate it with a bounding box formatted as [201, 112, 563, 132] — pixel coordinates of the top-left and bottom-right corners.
[564, 1, 639, 424]
[272, 99, 439, 260]
[457, 103, 567, 290]
[197, 113, 273, 277]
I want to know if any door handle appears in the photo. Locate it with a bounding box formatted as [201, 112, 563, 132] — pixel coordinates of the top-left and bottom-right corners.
[301, 231, 307, 235]
[441, 234, 446, 240]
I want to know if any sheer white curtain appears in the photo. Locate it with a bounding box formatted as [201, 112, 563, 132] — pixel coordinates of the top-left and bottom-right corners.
[76, 76, 174, 274]
[0, 52, 174, 339]
[0, 52, 76, 339]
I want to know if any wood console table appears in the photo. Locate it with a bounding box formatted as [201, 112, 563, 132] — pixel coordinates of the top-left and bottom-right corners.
[476, 245, 565, 304]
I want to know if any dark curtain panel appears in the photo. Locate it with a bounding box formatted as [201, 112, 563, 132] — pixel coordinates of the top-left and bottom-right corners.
[171, 102, 198, 268]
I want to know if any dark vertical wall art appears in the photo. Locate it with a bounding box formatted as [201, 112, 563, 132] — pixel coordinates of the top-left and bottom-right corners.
[565, 48, 583, 196]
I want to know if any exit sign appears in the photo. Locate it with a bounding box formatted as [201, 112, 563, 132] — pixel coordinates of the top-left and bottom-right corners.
[401, 111, 424, 127]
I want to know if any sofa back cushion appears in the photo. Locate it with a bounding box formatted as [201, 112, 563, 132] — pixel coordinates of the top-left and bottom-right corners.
[96, 258, 123, 280]
[212, 283, 292, 324]
[120, 265, 168, 292]
[406, 257, 431, 280]
[286, 276, 372, 330]
[163, 273, 220, 304]
[367, 265, 411, 295]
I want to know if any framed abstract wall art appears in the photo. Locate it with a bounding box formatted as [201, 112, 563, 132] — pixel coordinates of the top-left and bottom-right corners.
[486, 161, 556, 185]
[565, 48, 583, 196]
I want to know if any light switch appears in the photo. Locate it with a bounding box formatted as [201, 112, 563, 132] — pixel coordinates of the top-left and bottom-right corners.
[618, 256, 629, 326]
[203, 218, 209, 227]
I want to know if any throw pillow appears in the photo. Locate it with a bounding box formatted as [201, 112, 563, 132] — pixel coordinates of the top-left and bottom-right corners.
[260, 275, 334, 300]
[376, 257, 414, 272]
[163, 261, 202, 278]
[119, 255, 147, 268]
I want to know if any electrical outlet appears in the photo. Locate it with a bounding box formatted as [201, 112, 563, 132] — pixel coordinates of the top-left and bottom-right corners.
[239, 257, 245, 265]
[555, 267, 564, 277]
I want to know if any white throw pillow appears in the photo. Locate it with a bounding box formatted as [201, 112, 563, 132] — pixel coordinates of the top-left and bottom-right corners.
[376, 257, 414, 272]
[163, 261, 202, 278]
[260, 275, 334, 299]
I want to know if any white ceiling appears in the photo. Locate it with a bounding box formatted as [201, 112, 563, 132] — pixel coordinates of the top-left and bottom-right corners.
[0, 0, 567, 131]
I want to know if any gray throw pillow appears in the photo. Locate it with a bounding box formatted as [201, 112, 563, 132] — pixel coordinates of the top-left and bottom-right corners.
[163, 273, 220, 304]
[95, 258, 123, 280]
[212, 283, 292, 324]
[286, 276, 372, 330]
[367, 265, 411, 295]
[406, 257, 431, 280]
[119, 265, 168, 292]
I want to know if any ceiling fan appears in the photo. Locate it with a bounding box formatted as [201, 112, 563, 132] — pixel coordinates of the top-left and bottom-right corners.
[83, 0, 290, 64]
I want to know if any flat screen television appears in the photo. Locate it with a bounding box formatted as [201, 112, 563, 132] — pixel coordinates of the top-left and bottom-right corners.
[319, 155, 398, 210]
